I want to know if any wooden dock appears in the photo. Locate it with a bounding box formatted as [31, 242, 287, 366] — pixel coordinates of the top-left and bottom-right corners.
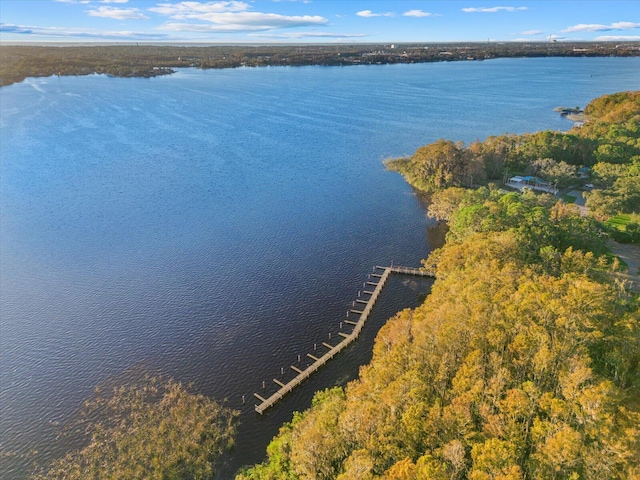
[388, 265, 433, 277]
[254, 265, 434, 414]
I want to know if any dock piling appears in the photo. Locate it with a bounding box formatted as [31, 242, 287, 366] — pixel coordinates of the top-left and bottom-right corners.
[253, 265, 434, 414]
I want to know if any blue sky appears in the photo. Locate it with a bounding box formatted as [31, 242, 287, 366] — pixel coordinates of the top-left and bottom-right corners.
[1, 1, 639, 43]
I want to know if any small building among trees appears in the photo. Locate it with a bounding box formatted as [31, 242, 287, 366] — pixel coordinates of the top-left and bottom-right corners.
[506, 175, 558, 194]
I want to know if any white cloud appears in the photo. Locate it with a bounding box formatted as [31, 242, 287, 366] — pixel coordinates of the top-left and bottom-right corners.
[562, 23, 609, 33]
[149, 1, 250, 16]
[88, 6, 149, 20]
[356, 10, 395, 18]
[249, 31, 367, 39]
[521, 29, 544, 35]
[462, 6, 527, 13]
[157, 22, 264, 32]
[0, 22, 166, 39]
[54, 0, 90, 4]
[100, 0, 129, 3]
[157, 15, 325, 32]
[612, 21, 640, 29]
[150, 1, 327, 32]
[403, 10, 438, 17]
[161, 12, 326, 27]
[595, 35, 640, 41]
[562, 22, 640, 33]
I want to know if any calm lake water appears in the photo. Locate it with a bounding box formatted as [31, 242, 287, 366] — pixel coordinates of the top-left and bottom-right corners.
[1, 57, 639, 478]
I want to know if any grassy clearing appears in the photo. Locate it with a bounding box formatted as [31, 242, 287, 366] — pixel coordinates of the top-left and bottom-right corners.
[606, 214, 632, 231]
[562, 194, 577, 204]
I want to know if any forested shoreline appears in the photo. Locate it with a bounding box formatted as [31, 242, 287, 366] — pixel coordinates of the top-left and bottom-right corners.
[30, 92, 639, 479]
[1, 41, 639, 87]
[237, 92, 640, 479]
[387, 91, 640, 224]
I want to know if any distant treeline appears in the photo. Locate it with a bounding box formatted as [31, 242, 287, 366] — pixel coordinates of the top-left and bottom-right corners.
[1, 41, 639, 87]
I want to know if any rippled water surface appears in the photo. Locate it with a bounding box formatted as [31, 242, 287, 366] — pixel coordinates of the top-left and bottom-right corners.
[1, 58, 639, 478]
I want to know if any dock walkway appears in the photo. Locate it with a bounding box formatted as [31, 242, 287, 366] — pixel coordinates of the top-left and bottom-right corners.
[254, 265, 433, 414]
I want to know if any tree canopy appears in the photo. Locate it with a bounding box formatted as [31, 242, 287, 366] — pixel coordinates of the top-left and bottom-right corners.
[239, 188, 639, 479]
[388, 91, 640, 221]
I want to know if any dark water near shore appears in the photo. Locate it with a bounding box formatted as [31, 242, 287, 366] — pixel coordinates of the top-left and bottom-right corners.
[1, 58, 639, 478]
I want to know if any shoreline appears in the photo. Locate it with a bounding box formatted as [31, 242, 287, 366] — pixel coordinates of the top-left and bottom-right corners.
[2, 41, 639, 87]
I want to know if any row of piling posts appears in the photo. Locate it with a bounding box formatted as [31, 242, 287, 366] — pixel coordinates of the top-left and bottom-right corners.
[252, 265, 434, 413]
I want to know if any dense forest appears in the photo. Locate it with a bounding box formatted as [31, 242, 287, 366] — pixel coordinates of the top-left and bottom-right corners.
[31, 92, 639, 479]
[1, 41, 639, 87]
[238, 92, 640, 479]
[238, 194, 639, 479]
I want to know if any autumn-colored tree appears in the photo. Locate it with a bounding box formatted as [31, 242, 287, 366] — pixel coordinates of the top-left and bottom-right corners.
[529, 157, 578, 188]
[586, 168, 640, 219]
[240, 212, 639, 479]
[242, 91, 640, 480]
[388, 91, 640, 222]
[386, 139, 485, 192]
[426, 186, 504, 223]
